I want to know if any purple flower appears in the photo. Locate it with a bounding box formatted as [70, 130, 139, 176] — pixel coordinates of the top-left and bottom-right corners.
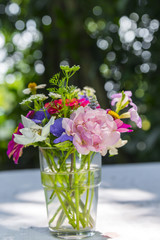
[26, 109, 50, 124]
[50, 118, 73, 143]
[78, 93, 89, 101]
[54, 134, 73, 143]
[50, 118, 65, 137]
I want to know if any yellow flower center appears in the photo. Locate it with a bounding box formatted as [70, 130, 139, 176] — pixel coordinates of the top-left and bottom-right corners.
[28, 82, 37, 90]
[108, 110, 120, 119]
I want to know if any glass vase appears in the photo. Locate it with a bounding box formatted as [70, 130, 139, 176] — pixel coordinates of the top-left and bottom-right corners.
[39, 147, 101, 239]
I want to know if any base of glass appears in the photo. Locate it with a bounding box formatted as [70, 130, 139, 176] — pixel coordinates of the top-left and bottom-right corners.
[49, 227, 95, 239]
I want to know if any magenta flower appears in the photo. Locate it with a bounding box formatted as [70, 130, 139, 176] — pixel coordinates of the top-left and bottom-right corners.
[115, 119, 133, 132]
[7, 123, 24, 164]
[62, 106, 120, 156]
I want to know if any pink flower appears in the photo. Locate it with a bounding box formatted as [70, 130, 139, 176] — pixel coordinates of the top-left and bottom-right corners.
[78, 98, 90, 107]
[129, 105, 142, 128]
[111, 91, 142, 128]
[111, 91, 132, 106]
[62, 107, 120, 156]
[7, 123, 24, 164]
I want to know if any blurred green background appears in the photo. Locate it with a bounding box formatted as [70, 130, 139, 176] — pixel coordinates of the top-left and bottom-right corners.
[1, 0, 160, 170]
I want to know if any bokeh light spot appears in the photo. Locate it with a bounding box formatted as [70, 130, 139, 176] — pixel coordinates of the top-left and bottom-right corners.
[133, 41, 142, 51]
[141, 51, 151, 60]
[140, 63, 150, 73]
[137, 141, 146, 151]
[106, 52, 116, 61]
[97, 39, 108, 50]
[93, 6, 102, 16]
[26, 19, 36, 30]
[97, 20, 106, 30]
[87, 21, 97, 32]
[60, 60, 69, 66]
[0, 33, 5, 48]
[5, 74, 16, 84]
[42, 15, 52, 26]
[35, 61, 45, 75]
[142, 120, 151, 131]
[130, 12, 139, 22]
[7, 3, 20, 15]
[33, 50, 42, 59]
[15, 20, 25, 31]
[135, 89, 145, 98]
[99, 64, 108, 73]
[124, 30, 135, 43]
[104, 81, 114, 91]
[119, 16, 132, 32]
[150, 19, 159, 32]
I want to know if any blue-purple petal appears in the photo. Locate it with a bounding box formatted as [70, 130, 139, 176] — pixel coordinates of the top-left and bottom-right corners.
[50, 118, 65, 137]
[33, 109, 50, 121]
[54, 134, 73, 143]
[31, 119, 42, 124]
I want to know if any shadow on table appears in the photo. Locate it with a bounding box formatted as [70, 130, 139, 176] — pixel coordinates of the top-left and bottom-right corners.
[0, 170, 112, 239]
[100, 163, 160, 220]
[0, 225, 109, 240]
[0, 169, 47, 231]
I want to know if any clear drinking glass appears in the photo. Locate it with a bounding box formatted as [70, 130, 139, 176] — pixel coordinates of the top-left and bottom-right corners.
[39, 147, 101, 239]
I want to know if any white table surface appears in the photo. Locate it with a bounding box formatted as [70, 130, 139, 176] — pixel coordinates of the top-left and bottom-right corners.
[0, 163, 160, 240]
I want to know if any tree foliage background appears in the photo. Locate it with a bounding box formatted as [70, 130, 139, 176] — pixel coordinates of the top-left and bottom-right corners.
[0, 0, 160, 170]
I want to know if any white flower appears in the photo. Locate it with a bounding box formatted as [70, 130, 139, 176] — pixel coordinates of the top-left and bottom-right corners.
[108, 139, 128, 156]
[72, 88, 81, 94]
[84, 86, 96, 94]
[20, 94, 48, 104]
[48, 92, 61, 98]
[23, 83, 46, 95]
[14, 115, 55, 145]
[20, 99, 32, 105]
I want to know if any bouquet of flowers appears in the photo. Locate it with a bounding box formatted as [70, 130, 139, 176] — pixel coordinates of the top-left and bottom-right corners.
[7, 65, 142, 237]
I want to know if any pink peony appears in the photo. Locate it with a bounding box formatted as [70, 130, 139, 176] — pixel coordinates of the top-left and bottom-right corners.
[62, 107, 120, 156]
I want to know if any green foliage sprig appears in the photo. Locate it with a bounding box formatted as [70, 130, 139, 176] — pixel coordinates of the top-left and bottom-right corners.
[48, 65, 80, 118]
[48, 65, 80, 95]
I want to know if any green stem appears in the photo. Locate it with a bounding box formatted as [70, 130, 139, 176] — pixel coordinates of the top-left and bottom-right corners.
[47, 151, 58, 171]
[87, 174, 94, 224]
[69, 152, 74, 188]
[40, 149, 54, 172]
[49, 205, 62, 225]
[73, 151, 80, 230]
[55, 190, 76, 228]
[79, 200, 94, 228]
[56, 208, 66, 228]
[60, 147, 74, 171]
[60, 191, 86, 228]
[83, 152, 91, 219]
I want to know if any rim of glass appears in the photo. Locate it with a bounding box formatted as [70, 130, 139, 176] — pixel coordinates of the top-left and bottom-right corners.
[39, 146, 75, 150]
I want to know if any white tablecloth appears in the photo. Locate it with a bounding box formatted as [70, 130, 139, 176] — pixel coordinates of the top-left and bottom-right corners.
[0, 163, 160, 240]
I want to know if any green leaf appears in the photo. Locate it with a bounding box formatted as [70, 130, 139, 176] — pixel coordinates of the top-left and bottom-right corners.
[54, 141, 73, 151]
